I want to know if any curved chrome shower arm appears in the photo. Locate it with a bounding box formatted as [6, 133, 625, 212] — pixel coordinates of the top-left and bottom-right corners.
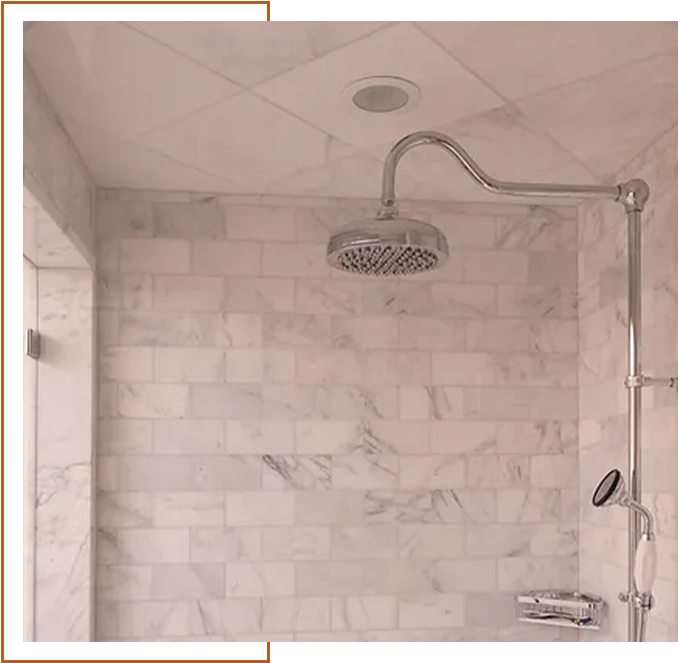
[380, 130, 623, 212]
[625, 499, 655, 540]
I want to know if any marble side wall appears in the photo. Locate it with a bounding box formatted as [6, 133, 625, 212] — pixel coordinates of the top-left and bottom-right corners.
[95, 191, 579, 642]
[578, 124, 678, 641]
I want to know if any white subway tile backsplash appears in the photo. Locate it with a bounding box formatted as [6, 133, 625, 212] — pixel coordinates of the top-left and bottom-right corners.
[120, 239, 190, 274]
[226, 562, 294, 597]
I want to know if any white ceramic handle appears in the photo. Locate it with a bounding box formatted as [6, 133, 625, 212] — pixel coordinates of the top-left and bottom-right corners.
[634, 537, 657, 595]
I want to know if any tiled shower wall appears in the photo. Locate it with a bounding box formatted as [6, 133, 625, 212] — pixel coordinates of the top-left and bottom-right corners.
[578, 124, 678, 642]
[95, 192, 580, 642]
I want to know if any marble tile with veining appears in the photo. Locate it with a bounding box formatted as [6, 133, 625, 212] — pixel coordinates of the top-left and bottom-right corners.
[331, 596, 398, 631]
[189, 527, 262, 563]
[151, 564, 225, 600]
[224, 277, 295, 313]
[191, 240, 262, 277]
[331, 316, 399, 349]
[296, 490, 365, 526]
[99, 419, 153, 455]
[262, 597, 331, 633]
[262, 455, 331, 490]
[497, 489, 561, 523]
[262, 527, 331, 561]
[296, 280, 362, 315]
[151, 200, 225, 239]
[226, 562, 294, 597]
[398, 593, 464, 628]
[430, 283, 497, 318]
[331, 525, 398, 560]
[399, 455, 466, 489]
[119, 310, 217, 346]
[431, 559, 498, 592]
[332, 455, 398, 490]
[295, 349, 363, 385]
[263, 312, 331, 348]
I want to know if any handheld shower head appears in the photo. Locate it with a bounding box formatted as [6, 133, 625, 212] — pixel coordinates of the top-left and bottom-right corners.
[592, 468, 654, 539]
[592, 468, 627, 508]
[326, 212, 448, 276]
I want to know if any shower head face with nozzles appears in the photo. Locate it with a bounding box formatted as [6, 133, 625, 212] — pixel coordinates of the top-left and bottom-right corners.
[326, 215, 449, 276]
[592, 468, 627, 508]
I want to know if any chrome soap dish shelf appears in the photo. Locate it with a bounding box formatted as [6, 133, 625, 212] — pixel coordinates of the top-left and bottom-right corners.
[516, 590, 606, 630]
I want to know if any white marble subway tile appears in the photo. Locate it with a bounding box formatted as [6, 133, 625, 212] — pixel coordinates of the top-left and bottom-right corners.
[331, 316, 398, 349]
[120, 311, 216, 346]
[262, 597, 331, 632]
[294, 207, 341, 242]
[399, 455, 466, 489]
[152, 200, 225, 239]
[398, 593, 463, 628]
[494, 354, 578, 387]
[464, 593, 516, 628]
[263, 385, 320, 420]
[362, 282, 433, 316]
[497, 557, 578, 592]
[346, 421, 429, 455]
[227, 491, 295, 526]
[189, 384, 262, 419]
[226, 562, 294, 597]
[398, 317, 466, 351]
[527, 320, 577, 354]
[99, 419, 153, 455]
[496, 421, 574, 454]
[97, 456, 119, 491]
[432, 352, 496, 386]
[463, 251, 528, 284]
[262, 243, 329, 279]
[466, 524, 533, 558]
[641, 451, 678, 493]
[103, 528, 190, 564]
[296, 491, 365, 526]
[331, 525, 398, 560]
[215, 313, 263, 348]
[497, 489, 561, 523]
[153, 275, 224, 311]
[467, 455, 530, 489]
[120, 239, 190, 274]
[151, 564, 225, 600]
[227, 421, 294, 455]
[528, 251, 577, 286]
[155, 348, 225, 383]
[262, 527, 331, 561]
[97, 564, 152, 602]
[154, 492, 225, 527]
[98, 274, 153, 310]
[463, 386, 578, 421]
[331, 596, 398, 631]
[153, 420, 225, 455]
[101, 347, 153, 382]
[262, 349, 295, 384]
[363, 491, 434, 525]
[430, 283, 497, 318]
[98, 200, 153, 238]
[466, 319, 530, 353]
[262, 455, 331, 490]
[329, 386, 399, 420]
[225, 349, 264, 383]
[363, 352, 431, 386]
[295, 560, 431, 596]
[498, 285, 577, 319]
[189, 598, 262, 636]
[191, 241, 262, 276]
[98, 491, 153, 529]
[233, 632, 295, 642]
[98, 310, 119, 347]
[116, 601, 189, 639]
[332, 455, 398, 490]
[98, 240, 119, 273]
[531, 455, 578, 489]
[529, 524, 578, 557]
[398, 524, 465, 559]
[99, 383, 119, 418]
[300, 631, 359, 642]
[296, 281, 362, 315]
[295, 349, 363, 385]
[430, 214, 496, 249]
[223, 456, 263, 490]
[118, 456, 235, 492]
[431, 559, 498, 592]
[118, 383, 188, 419]
[226, 205, 296, 242]
[224, 277, 295, 313]
[263, 313, 331, 348]
[399, 386, 464, 421]
[430, 421, 497, 455]
[295, 421, 359, 455]
[496, 213, 576, 251]
[190, 527, 261, 563]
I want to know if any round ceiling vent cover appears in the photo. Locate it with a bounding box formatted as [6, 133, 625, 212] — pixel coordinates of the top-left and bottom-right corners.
[343, 76, 421, 114]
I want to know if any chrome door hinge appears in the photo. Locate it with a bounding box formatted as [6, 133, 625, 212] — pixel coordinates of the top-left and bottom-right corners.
[25, 328, 41, 359]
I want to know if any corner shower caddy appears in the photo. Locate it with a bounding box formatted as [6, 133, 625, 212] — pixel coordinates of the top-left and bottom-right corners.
[516, 590, 606, 630]
[371, 130, 678, 642]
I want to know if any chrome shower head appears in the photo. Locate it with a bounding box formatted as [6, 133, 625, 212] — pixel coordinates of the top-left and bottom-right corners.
[326, 211, 448, 276]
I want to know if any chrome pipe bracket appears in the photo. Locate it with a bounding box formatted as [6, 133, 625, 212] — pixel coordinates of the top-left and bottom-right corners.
[625, 374, 678, 389]
[618, 179, 651, 212]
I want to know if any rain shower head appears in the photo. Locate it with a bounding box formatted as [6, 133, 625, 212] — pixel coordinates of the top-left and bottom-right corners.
[326, 212, 449, 276]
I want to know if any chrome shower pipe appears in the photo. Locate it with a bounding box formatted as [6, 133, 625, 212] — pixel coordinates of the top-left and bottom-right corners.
[379, 130, 658, 642]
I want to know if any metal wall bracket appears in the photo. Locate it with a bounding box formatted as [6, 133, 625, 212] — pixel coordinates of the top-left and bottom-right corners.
[625, 374, 678, 390]
[25, 328, 41, 359]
